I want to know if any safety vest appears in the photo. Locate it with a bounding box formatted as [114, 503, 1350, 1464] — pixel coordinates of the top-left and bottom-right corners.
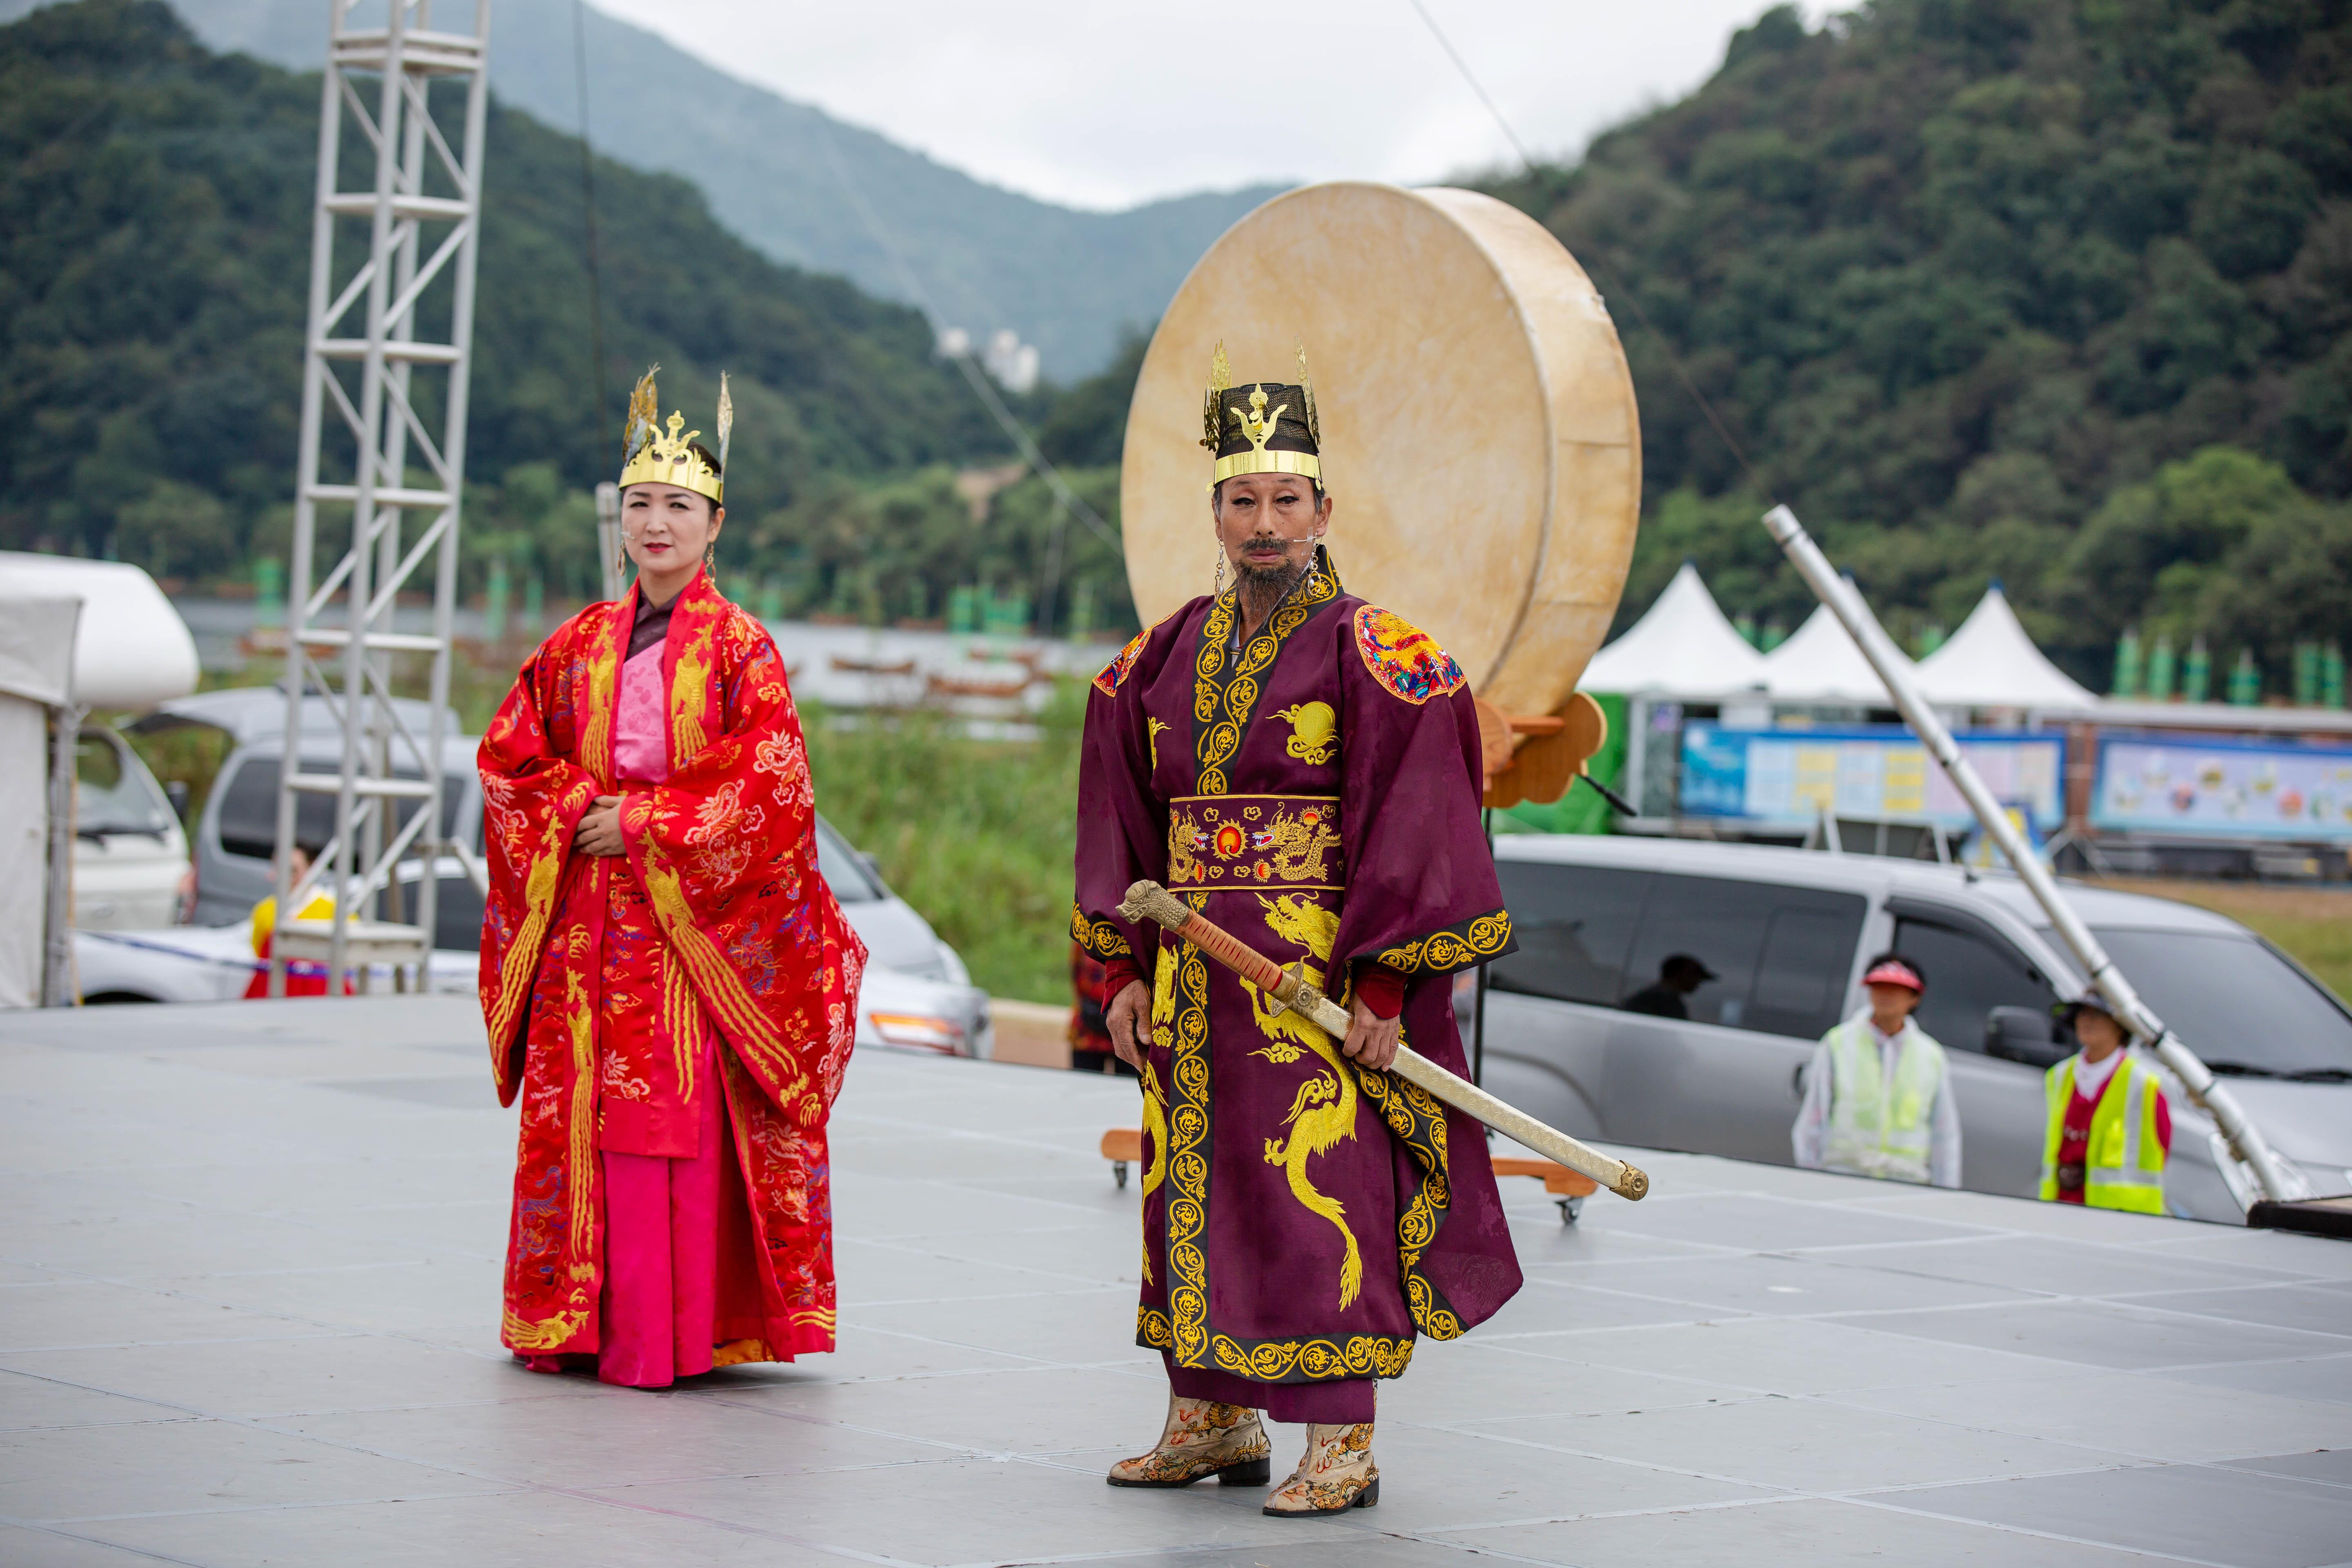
[2038, 1054, 2167, 1214]
[1822, 1018, 1947, 1184]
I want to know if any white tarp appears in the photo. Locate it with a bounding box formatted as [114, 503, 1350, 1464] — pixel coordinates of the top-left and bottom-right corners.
[0, 595, 79, 1009]
[1914, 584, 2098, 710]
[0, 553, 198, 710]
[1764, 597, 1918, 704]
[1580, 562, 1771, 697]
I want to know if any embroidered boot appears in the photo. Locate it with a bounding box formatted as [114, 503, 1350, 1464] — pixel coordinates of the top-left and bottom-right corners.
[1263, 1422, 1379, 1516]
[1105, 1395, 1271, 1488]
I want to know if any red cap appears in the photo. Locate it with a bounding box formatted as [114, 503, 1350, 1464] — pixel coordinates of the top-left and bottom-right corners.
[1862, 959, 1923, 993]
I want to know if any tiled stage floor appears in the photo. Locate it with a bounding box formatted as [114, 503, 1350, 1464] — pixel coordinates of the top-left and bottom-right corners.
[2, 996, 2348, 1566]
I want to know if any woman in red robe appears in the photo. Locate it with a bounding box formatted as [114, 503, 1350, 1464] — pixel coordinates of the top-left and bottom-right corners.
[477, 372, 865, 1388]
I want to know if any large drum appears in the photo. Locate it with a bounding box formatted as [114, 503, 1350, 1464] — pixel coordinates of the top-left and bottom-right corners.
[1119, 181, 1641, 719]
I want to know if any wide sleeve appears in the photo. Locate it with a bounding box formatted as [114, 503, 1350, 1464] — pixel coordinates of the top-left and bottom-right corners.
[1329, 604, 1515, 990]
[1071, 610, 1192, 989]
[477, 630, 603, 1104]
[618, 613, 866, 1121]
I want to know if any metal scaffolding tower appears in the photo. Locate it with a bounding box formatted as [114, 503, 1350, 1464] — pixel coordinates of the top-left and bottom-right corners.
[270, 1, 493, 996]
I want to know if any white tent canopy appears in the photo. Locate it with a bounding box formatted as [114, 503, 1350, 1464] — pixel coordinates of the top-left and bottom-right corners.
[1762, 598, 1916, 704]
[1915, 584, 2097, 710]
[1580, 562, 1770, 697]
[0, 553, 198, 710]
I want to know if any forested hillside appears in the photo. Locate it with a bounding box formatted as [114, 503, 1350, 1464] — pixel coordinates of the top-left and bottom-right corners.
[0, 0, 1281, 378]
[0, 0, 1011, 602]
[1489, 0, 2352, 686]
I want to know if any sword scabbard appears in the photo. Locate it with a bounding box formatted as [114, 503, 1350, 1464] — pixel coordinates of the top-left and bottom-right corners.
[1114, 878, 1649, 1201]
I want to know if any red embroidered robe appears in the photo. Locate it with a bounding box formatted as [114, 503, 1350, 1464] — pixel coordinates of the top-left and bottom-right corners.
[477, 569, 865, 1363]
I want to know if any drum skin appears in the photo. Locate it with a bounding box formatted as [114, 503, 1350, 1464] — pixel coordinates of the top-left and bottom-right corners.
[1119, 181, 1641, 717]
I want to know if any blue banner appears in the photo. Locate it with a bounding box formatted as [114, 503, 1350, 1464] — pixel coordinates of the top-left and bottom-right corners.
[2092, 734, 2352, 842]
[1680, 724, 2067, 831]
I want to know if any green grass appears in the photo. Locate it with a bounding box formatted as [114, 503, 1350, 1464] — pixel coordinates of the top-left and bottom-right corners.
[805, 682, 1083, 1005]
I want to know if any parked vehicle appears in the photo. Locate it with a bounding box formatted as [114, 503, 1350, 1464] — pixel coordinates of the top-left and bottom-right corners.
[96, 685, 988, 1054]
[71, 722, 189, 930]
[74, 922, 991, 1058]
[1481, 835, 2352, 1223]
[133, 685, 971, 984]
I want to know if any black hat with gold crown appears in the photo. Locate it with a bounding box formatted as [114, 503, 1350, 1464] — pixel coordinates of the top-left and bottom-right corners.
[1201, 342, 1321, 492]
[619, 365, 731, 505]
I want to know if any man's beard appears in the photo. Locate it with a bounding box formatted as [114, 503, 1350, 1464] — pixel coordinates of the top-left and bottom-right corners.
[1234, 548, 1307, 597]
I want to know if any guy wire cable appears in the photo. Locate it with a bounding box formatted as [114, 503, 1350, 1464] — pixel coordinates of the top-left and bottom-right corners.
[804, 111, 1123, 553]
[1405, 0, 1776, 504]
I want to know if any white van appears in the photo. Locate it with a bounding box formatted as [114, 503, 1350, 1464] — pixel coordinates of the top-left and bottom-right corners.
[1482, 835, 2352, 1224]
[0, 553, 201, 933]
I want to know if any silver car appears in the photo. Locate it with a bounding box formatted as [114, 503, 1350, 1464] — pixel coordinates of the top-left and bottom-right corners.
[1479, 835, 2352, 1223]
[134, 686, 971, 985]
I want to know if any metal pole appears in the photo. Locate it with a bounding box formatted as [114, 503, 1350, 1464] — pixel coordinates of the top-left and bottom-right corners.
[1473, 806, 1492, 1086]
[324, 0, 410, 995]
[421, 0, 497, 985]
[1761, 504, 2309, 1209]
[597, 481, 624, 604]
[273, 0, 350, 998]
[42, 693, 84, 1009]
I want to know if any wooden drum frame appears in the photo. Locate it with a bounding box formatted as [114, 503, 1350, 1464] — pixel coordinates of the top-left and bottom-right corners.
[1119, 181, 1642, 722]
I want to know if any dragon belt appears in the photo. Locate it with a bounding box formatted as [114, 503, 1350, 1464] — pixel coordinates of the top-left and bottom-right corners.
[1166, 794, 1343, 891]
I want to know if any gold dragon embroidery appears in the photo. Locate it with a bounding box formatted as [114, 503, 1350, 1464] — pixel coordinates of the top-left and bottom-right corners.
[1140, 944, 1177, 1285]
[1244, 893, 1363, 1311]
[1165, 797, 1341, 889]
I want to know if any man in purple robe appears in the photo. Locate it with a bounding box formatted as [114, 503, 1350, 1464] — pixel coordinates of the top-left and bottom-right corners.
[1074, 344, 1523, 1517]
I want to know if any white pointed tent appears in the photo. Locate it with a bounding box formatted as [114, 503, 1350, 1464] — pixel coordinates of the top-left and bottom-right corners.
[1763, 597, 1916, 704]
[1579, 562, 1770, 697]
[1915, 584, 2097, 710]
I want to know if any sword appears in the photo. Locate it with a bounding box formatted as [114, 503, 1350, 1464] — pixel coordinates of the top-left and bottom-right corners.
[1116, 880, 1650, 1202]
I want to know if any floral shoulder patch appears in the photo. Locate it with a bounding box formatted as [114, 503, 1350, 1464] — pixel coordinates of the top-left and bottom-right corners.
[1093, 625, 1150, 696]
[1352, 605, 1465, 705]
[1094, 608, 1183, 696]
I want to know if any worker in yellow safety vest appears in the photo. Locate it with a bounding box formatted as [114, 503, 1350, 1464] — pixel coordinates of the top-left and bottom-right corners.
[2039, 990, 2171, 1214]
[1792, 953, 1961, 1187]
[242, 845, 339, 999]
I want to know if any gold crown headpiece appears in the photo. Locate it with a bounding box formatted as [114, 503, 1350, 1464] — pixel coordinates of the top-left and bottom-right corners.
[618, 365, 731, 504]
[1200, 341, 1322, 491]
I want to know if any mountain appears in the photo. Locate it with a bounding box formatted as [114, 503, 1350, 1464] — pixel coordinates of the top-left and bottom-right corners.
[1486, 0, 2352, 686]
[0, 0, 1008, 590]
[0, 0, 1281, 376]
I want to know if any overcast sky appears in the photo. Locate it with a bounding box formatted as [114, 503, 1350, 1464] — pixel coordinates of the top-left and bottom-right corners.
[607, 1, 1811, 211]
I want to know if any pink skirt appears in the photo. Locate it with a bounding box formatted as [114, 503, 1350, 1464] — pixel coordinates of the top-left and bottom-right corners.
[527, 1039, 770, 1389]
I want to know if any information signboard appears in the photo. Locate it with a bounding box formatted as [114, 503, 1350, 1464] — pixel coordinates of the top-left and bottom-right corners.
[1680, 724, 2066, 831]
[2091, 735, 2352, 842]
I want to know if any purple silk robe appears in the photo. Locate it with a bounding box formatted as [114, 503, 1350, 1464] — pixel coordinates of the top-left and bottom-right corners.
[1074, 556, 1523, 1396]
